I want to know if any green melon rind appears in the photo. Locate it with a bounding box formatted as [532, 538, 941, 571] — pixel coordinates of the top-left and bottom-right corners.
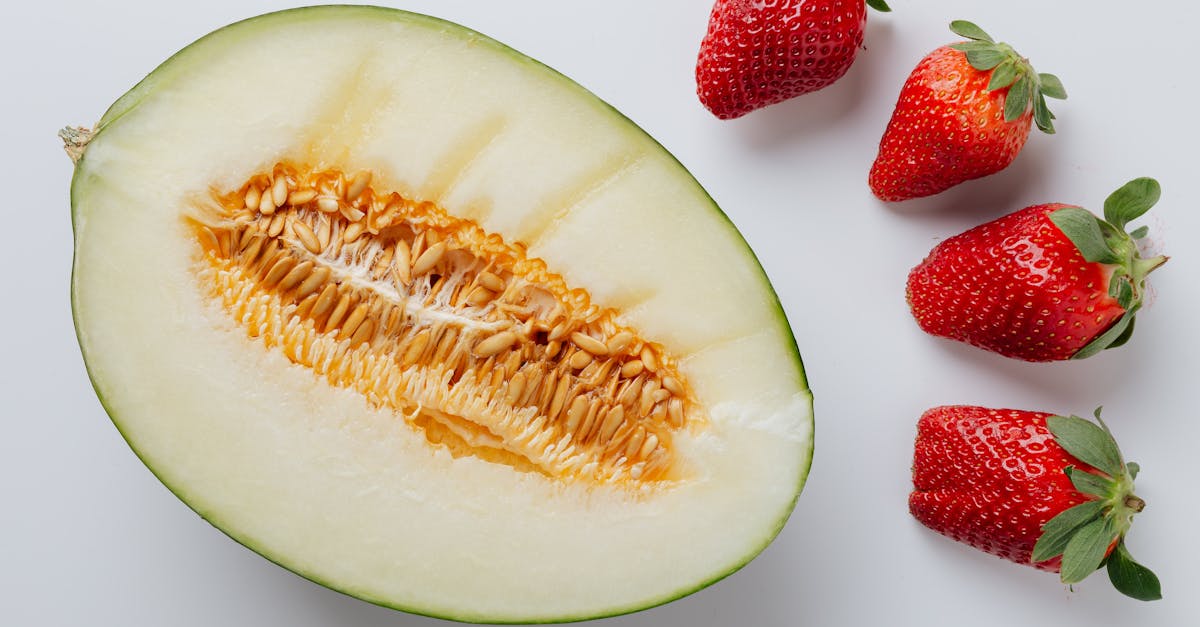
[68, 5, 813, 622]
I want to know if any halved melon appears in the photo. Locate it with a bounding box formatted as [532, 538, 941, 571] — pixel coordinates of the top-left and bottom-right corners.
[67, 6, 812, 623]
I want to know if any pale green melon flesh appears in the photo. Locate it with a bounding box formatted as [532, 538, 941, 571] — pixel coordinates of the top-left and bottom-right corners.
[70, 6, 812, 622]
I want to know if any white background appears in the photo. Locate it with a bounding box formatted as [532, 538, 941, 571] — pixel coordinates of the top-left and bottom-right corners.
[3, 1, 1197, 625]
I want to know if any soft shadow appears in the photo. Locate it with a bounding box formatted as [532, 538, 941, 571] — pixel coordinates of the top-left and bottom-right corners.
[854, 14, 904, 102]
[267, 570, 453, 627]
[730, 18, 898, 151]
[270, 542, 803, 627]
[911, 522, 1055, 595]
[599, 539, 806, 627]
[922, 329, 1159, 411]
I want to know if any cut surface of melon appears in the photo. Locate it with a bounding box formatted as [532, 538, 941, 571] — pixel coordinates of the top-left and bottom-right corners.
[69, 6, 812, 622]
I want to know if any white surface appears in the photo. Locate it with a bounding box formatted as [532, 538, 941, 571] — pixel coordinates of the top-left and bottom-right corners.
[2, 0, 1195, 625]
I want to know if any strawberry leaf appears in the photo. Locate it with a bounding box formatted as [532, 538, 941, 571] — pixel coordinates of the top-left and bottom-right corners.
[1049, 207, 1123, 264]
[949, 20, 994, 43]
[1107, 272, 1136, 310]
[1046, 415, 1124, 478]
[950, 41, 998, 53]
[988, 59, 1019, 91]
[1033, 92, 1054, 133]
[1116, 279, 1135, 310]
[1073, 311, 1136, 359]
[1032, 499, 1105, 563]
[1107, 271, 1126, 300]
[1003, 73, 1031, 121]
[1106, 541, 1162, 601]
[865, 0, 892, 12]
[1060, 517, 1117, 584]
[1130, 225, 1150, 239]
[966, 47, 1008, 71]
[1065, 466, 1117, 498]
[1039, 73, 1068, 99]
[1104, 177, 1161, 231]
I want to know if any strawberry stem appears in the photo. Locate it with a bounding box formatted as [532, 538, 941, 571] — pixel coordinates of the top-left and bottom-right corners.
[1133, 255, 1168, 284]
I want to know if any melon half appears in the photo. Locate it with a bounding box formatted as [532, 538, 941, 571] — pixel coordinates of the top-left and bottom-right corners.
[67, 6, 812, 622]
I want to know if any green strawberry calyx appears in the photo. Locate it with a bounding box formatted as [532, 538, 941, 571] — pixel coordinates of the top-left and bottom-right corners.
[1032, 410, 1161, 601]
[948, 20, 1066, 133]
[865, 0, 891, 11]
[1048, 177, 1169, 360]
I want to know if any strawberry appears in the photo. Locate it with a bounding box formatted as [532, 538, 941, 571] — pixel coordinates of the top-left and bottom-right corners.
[869, 21, 1066, 201]
[696, 0, 891, 120]
[910, 405, 1160, 600]
[906, 178, 1167, 362]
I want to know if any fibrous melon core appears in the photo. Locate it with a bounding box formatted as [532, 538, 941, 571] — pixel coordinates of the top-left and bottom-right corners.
[191, 163, 699, 485]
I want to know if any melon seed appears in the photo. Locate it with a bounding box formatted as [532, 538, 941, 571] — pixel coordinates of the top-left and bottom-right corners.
[189, 163, 702, 484]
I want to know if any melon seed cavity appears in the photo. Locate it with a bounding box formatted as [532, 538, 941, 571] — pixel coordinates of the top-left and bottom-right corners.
[189, 163, 699, 485]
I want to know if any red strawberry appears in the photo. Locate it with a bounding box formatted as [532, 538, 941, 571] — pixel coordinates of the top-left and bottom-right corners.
[910, 405, 1160, 600]
[869, 21, 1066, 201]
[907, 178, 1167, 362]
[696, 0, 891, 119]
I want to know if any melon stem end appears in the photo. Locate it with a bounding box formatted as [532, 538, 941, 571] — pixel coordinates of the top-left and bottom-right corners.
[59, 125, 95, 164]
